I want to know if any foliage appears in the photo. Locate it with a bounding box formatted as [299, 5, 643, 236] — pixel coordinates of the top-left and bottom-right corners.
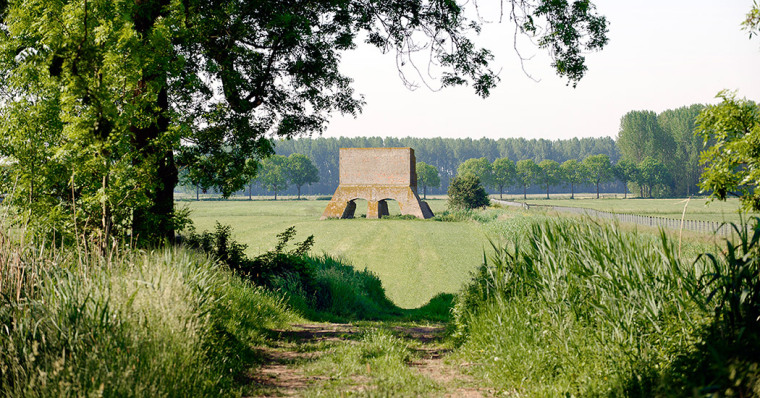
[273, 136, 621, 196]
[415, 161, 440, 199]
[515, 159, 541, 199]
[286, 153, 320, 199]
[617, 110, 673, 164]
[491, 157, 516, 199]
[637, 156, 669, 198]
[537, 159, 562, 199]
[658, 104, 705, 196]
[456, 157, 493, 187]
[560, 158, 588, 199]
[0, 235, 297, 397]
[697, 91, 760, 211]
[743, 1, 760, 39]
[0, 0, 609, 242]
[447, 174, 490, 210]
[583, 154, 613, 198]
[613, 159, 637, 198]
[257, 155, 290, 200]
[451, 217, 708, 396]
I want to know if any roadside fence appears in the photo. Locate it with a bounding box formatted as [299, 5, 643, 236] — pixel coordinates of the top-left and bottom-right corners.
[492, 199, 736, 237]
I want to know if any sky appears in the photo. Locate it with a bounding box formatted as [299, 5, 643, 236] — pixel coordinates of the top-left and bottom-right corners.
[323, 0, 760, 141]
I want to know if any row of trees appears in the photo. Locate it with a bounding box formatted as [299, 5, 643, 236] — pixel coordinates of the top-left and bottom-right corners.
[250, 154, 320, 200]
[269, 136, 620, 196]
[616, 104, 706, 197]
[449, 153, 672, 200]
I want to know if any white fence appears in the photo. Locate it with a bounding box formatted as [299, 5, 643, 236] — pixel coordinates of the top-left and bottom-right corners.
[492, 200, 736, 237]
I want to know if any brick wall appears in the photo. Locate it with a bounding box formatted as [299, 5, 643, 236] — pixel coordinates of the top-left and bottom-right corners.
[339, 148, 417, 189]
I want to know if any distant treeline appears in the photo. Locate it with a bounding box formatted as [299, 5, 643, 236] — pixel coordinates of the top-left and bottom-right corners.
[261, 136, 622, 196]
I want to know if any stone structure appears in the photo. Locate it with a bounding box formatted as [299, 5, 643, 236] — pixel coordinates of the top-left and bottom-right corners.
[321, 148, 434, 219]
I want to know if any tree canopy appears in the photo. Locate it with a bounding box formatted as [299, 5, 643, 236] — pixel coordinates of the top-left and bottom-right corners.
[697, 91, 760, 211]
[286, 153, 320, 199]
[416, 162, 440, 199]
[0, 0, 608, 242]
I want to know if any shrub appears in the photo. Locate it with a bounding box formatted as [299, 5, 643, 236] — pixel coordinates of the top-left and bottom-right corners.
[447, 174, 490, 210]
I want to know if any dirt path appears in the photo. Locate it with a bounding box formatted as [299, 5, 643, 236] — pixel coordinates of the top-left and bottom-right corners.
[246, 323, 491, 397]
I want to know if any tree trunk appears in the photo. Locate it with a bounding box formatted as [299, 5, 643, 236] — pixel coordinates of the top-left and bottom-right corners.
[523, 186, 527, 200]
[546, 184, 549, 199]
[423, 185, 426, 199]
[297, 185, 302, 199]
[596, 181, 600, 199]
[249, 183, 252, 200]
[131, 86, 177, 243]
[130, 0, 176, 244]
[499, 185, 503, 199]
[571, 182, 574, 199]
[624, 182, 628, 199]
[196, 185, 199, 201]
[274, 189, 277, 200]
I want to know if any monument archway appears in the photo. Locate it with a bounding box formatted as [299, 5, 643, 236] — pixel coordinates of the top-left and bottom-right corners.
[321, 148, 434, 220]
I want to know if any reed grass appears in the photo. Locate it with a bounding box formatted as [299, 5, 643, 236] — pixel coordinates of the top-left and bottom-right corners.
[0, 222, 298, 397]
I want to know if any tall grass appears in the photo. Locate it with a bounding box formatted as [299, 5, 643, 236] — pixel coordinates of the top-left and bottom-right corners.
[452, 217, 711, 396]
[0, 226, 298, 397]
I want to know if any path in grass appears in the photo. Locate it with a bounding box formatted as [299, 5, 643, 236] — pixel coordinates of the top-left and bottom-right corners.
[246, 322, 490, 397]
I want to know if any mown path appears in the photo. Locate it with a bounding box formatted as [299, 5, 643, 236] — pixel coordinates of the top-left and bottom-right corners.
[245, 323, 492, 397]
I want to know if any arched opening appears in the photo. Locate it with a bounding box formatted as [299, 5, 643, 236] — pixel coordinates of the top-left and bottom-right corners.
[341, 198, 369, 218]
[380, 199, 402, 216]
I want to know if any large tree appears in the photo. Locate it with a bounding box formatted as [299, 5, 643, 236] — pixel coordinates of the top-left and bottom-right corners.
[492, 157, 516, 199]
[697, 91, 760, 211]
[583, 154, 613, 199]
[560, 159, 587, 199]
[613, 159, 637, 199]
[258, 155, 290, 200]
[416, 162, 440, 199]
[286, 153, 319, 199]
[457, 157, 493, 188]
[0, 0, 608, 243]
[658, 104, 704, 196]
[537, 159, 562, 199]
[516, 159, 540, 200]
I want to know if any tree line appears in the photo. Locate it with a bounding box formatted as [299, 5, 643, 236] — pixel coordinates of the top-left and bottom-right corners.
[259, 136, 621, 196]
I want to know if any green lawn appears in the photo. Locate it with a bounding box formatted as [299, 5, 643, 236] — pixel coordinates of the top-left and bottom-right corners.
[515, 196, 754, 223]
[182, 199, 490, 308]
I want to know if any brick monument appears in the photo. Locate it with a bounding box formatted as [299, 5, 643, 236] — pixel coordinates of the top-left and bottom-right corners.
[320, 148, 434, 219]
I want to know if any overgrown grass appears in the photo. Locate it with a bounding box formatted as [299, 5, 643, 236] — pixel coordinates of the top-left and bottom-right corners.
[0, 230, 299, 397]
[452, 216, 760, 396]
[451, 217, 710, 396]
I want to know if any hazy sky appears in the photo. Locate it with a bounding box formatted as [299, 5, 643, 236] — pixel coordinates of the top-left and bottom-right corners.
[323, 0, 760, 141]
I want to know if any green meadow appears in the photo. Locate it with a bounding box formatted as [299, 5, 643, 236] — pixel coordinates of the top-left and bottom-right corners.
[183, 199, 493, 308]
[518, 196, 753, 223]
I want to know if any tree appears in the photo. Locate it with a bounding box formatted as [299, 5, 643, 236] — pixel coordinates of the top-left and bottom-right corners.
[258, 155, 289, 200]
[0, 0, 607, 243]
[286, 153, 319, 199]
[617, 110, 674, 165]
[416, 162, 440, 200]
[697, 91, 760, 211]
[561, 159, 588, 199]
[637, 157, 669, 198]
[537, 160, 562, 199]
[516, 159, 541, 200]
[457, 157, 493, 188]
[448, 174, 490, 210]
[583, 154, 613, 199]
[658, 104, 705, 196]
[492, 157, 516, 199]
[613, 159, 638, 199]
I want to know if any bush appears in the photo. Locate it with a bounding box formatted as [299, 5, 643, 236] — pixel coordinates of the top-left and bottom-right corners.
[447, 174, 490, 210]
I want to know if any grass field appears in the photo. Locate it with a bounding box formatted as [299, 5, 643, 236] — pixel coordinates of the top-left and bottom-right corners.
[516, 196, 755, 223]
[182, 199, 493, 308]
